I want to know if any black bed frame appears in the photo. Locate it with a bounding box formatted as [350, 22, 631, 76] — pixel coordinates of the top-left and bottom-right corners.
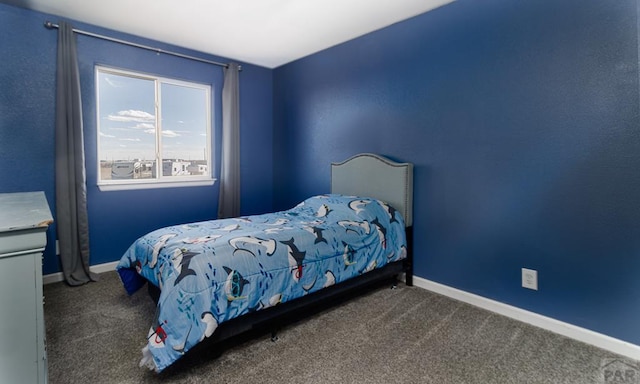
[147, 226, 413, 360]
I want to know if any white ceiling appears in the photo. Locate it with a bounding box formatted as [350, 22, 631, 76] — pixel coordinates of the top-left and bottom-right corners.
[4, 0, 453, 68]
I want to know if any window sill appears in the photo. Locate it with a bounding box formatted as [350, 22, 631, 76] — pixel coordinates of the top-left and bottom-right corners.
[98, 178, 216, 192]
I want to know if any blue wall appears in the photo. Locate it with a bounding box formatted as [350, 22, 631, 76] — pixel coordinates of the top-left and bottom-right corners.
[0, 4, 273, 275]
[273, 0, 640, 346]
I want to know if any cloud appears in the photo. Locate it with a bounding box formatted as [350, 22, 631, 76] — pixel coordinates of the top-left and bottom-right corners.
[135, 123, 155, 130]
[100, 132, 116, 138]
[162, 130, 181, 138]
[104, 77, 123, 88]
[108, 110, 155, 123]
[144, 129, 156, 134]
[119, 138, 141, 142]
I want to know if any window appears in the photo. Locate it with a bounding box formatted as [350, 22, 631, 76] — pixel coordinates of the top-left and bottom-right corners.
[96, 66, 213, 190]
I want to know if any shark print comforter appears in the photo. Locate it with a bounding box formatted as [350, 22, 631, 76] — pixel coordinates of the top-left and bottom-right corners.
[116, 194, 407, 372]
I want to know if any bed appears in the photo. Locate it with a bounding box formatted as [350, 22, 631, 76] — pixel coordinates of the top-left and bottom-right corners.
[116, 153, 414, 372]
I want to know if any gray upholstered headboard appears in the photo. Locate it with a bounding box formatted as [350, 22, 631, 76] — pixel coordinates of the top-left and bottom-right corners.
[331, 153, 414, 227]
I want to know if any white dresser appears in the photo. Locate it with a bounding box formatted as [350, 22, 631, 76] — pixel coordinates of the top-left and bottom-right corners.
[0, 192, 52, 384]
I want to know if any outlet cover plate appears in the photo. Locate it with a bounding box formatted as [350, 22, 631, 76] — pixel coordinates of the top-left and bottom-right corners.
[522, 268, 538, 290]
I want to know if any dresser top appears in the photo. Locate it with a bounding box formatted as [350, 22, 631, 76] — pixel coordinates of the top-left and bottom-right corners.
[0, 192, 53, 233]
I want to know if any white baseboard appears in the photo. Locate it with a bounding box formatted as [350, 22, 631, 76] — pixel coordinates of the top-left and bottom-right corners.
[412, 276, 640, 361]
[43, 261, 119, 285]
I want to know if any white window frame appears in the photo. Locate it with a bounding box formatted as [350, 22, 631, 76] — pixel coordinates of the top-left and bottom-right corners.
[95, 66, 215, 191]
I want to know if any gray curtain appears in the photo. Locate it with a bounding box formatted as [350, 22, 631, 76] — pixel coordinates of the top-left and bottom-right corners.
[217, 63, 241, 218]
[55, 22, 98, 285]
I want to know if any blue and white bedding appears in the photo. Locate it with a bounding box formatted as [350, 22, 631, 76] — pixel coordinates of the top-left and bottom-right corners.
[116, 194, 407, 372]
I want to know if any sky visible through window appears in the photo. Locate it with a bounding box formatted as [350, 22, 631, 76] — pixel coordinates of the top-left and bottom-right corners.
[97, 71, 208, 163]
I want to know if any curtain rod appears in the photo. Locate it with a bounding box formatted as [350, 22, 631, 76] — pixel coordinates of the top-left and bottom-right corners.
[44, 21, 238, 70]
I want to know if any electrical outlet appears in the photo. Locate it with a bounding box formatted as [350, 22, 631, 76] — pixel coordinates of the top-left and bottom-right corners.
[522, 268, 538, 290]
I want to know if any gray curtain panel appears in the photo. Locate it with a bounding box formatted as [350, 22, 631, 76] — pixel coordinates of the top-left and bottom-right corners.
[55, 22, 98, 285]
[217, 63, 241, 219]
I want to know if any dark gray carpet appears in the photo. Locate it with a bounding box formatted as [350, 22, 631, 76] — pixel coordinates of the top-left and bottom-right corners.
[44, 271, 631, 383]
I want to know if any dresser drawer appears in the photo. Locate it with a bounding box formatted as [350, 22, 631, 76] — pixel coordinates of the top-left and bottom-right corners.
[0, 228, 47, 257]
